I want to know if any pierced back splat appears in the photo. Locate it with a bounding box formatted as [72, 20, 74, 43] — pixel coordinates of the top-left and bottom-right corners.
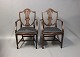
[46, 8, 54, 26]
[24, 8, 31, 26]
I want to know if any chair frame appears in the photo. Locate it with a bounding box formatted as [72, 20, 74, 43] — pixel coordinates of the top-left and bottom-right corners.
[41, 8, 64, 49]
[15, 8, 38, 49]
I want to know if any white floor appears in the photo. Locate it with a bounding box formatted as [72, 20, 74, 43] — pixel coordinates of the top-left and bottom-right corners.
[0, 36, 80, 57]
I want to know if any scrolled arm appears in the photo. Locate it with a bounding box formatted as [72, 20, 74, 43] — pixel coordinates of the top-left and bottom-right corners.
[35, 19, 38, 31]
[15, 19, 20, 33]
[57, 19, 64, 32]
[40, 19, 44, 32]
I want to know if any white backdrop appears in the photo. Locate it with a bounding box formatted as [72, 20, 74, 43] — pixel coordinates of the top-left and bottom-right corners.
[0, 0, 80, 39]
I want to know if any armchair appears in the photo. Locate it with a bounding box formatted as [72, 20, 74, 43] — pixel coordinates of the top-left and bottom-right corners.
[15, 8, 38, 49]
[41, 8, 64, 49]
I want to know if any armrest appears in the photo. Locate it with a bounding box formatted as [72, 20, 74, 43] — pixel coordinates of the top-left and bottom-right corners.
[15, 19, 20, 23]
[15, 19, 20, 33]
[35, 19, 38, 31]
[40, 19, 44, 32]
[57, 19, 64, 32]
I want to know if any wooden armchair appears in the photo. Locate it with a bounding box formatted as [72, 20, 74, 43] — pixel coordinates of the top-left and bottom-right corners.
[15, 8, 38, 49]
[41, 8, 64, 49]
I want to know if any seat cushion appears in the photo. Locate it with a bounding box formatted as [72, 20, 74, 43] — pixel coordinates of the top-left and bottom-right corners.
[16, 27, 37, 34]
[44, 27, 61, 33]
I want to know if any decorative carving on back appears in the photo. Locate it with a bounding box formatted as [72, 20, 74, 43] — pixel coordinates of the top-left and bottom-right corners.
[19, 8, 36, 27]
[24, 8, 31, 26]
[46, 8, 54, 25]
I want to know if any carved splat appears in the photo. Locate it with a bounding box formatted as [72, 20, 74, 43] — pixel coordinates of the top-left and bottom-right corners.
[24, 8, 31, 26]
[46, 8, 54, 25]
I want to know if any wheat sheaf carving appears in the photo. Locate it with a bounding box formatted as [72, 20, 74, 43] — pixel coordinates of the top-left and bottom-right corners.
[24, 8, 31, 26]
[46, 8, 55, 25]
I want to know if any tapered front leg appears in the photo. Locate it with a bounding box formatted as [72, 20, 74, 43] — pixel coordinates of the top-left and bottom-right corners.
[61, 34, 64, 48]
[36, 34, 38, 49]
[42, 34, 44, 49]
[16, 34, 19, 49]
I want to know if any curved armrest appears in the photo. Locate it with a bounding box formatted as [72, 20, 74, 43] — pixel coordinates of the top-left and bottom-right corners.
[40, 19, 44, 32]
[15, 19, 20, 23]
[35, 19, 38, 31]
[57, 19, 64, 32]
[15, 19, 20, 33]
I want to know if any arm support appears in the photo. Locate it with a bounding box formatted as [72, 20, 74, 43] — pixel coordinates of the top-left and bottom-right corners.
[35, 19, 38, 31]
[57, 19, 64, 32]
[15, 19, 20, 33]
[40, 19, 44, 32]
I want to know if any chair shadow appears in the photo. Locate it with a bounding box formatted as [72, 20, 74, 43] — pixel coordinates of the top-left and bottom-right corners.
[38, 37, 48, 48]
[20, 37, 35, 48]
[50, 37, 74, 48]
[62, 37, 74, 48]
[39, 36, 74, 48]
[39, 37, 61, 48]
[66, 26, 80, 40]
[51, 37, 74, 48]
[62, 17, 80, 40]
[21, 36, 74, 48]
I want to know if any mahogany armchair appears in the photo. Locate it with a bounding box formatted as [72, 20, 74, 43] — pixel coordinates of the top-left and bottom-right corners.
[41, 8, 64, 49]
[15, 8, 38, 49]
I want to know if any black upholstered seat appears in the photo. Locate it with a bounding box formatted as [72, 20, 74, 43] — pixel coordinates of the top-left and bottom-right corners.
[16, 27, 37, 34]
[44, 27, 61, 33]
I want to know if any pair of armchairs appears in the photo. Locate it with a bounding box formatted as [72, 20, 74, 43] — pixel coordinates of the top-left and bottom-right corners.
[15, 8, 64, 49]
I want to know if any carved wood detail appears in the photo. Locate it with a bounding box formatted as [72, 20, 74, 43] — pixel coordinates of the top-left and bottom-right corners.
[24, 8, 31, 26]
[46, 8, 54, 25]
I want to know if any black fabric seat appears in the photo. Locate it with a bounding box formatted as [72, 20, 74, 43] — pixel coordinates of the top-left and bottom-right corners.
[16, 27, 37, 34]
[44, 27, 61, 33]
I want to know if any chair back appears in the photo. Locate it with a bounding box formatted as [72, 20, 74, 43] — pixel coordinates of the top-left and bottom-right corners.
[42, 8, 58, 27]
[19, 8, 36, 27]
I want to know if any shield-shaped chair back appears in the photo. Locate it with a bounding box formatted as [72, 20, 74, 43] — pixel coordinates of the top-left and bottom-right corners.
[19, 8, 36, 27]
[42, 8, 58, 27]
